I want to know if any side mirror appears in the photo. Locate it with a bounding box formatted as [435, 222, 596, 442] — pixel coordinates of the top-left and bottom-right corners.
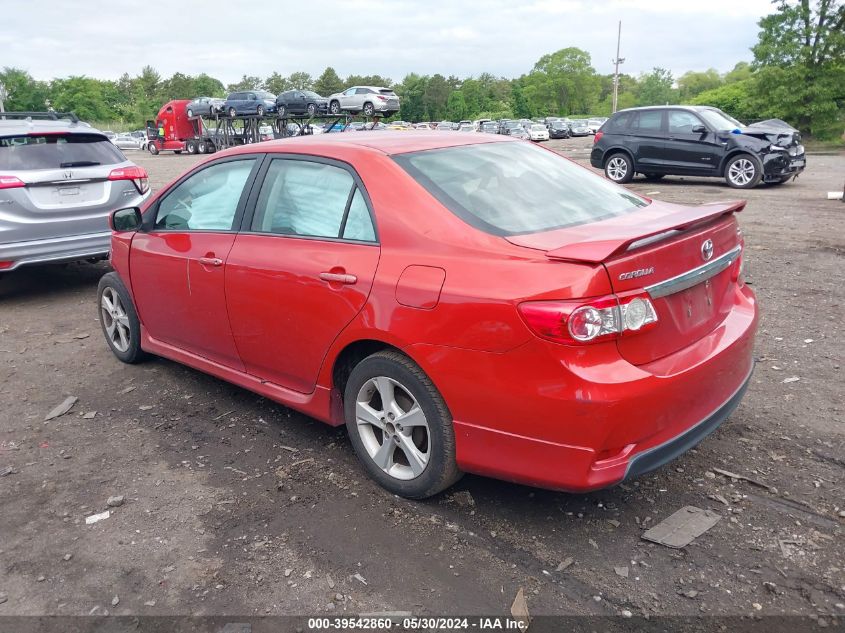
[692, 124, 707, 134]
[110, 207, 142, 232]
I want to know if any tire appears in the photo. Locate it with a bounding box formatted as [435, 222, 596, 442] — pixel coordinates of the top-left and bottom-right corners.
[197, 141, 207, 154]
[97, 272, 147, 364]
[330, 100, 340, 115]
[256, 105, 265, 117]
[148, 143, 159, 155]
[725, 154, 762, 189]
[228, 107, 237, 118]
[278, 105, 286, 117]
[307, 103, 316, 116]
[642, 173, 665, 181]
[186, 108, 194, 118]
[186, 139, 198, 154]
[604, 152, 634, 184]
[344, 351, 462, 499]
[362, 102, 375, 117]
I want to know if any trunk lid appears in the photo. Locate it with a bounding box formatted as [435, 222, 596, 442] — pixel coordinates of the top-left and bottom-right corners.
[506, 199, 745, 365]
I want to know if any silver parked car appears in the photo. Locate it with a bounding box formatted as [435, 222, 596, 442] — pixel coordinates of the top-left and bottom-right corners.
[186, 97, 225, 118]
[112, 133, 146, 150]
[327, 86, 400, 117]
[0, 113, 150, 273]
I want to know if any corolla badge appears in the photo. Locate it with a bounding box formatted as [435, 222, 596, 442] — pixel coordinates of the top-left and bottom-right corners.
[618, 267, 654, 281]
[701, 239, 714, 261]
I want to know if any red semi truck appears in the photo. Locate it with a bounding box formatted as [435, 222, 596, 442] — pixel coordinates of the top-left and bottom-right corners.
[146, 100, 216, 155]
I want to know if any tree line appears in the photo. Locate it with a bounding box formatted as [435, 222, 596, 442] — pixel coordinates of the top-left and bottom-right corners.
[1, 0, 842, 139]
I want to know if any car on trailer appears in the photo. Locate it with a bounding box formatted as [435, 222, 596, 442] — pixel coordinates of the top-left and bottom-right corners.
[275, 90, 329, 118]
[186, 97, 225, 119]
[224, 91, 277, 118]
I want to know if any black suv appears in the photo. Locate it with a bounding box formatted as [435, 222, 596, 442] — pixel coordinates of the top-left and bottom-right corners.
[590, 106, 806, 189]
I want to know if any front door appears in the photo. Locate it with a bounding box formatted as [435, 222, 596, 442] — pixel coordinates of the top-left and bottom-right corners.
[130, 156, 260, 369]
[663, 110, 722, 174]
[226, 157, 380, 394]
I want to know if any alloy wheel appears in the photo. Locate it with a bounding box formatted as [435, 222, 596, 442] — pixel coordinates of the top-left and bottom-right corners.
[606, 156, 628, 181]
[355, 376, 430, 480]
[100, 287, 131, 353]
[728, 158, 756, 186]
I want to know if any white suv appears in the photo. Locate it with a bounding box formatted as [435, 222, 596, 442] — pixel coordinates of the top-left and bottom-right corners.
[327, 86, 400, 117]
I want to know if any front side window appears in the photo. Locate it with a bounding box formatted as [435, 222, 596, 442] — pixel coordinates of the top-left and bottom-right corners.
[394, 141, 648, 236]
[251, 159, 376, 241]
[155, 159, 256, 231]
[668, 111, 703, 134]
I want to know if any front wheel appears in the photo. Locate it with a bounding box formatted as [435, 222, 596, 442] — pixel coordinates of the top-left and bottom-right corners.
[228, 107, 237, 118]
[725, 154, 762, 189]
[344, 351, 462, 499]
[148, 143, 159, 155]
[97, 273, 147, 364]
[186, 108, 194, 118]
[307, 103, 316, 116]
[604, 152, 634, 184]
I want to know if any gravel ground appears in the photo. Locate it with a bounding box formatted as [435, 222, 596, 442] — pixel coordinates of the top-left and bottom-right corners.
[0, 135, 843, 626]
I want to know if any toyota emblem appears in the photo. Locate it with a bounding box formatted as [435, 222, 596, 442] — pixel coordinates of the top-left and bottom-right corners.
[701, 239, 714, 261]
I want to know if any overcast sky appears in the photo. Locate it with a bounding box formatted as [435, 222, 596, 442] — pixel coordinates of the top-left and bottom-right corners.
[3, 0, 773, 84]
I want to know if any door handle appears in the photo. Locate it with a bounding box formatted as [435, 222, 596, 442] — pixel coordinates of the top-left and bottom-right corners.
[319, 272, 357, 285]
[198, 256, 223, 267]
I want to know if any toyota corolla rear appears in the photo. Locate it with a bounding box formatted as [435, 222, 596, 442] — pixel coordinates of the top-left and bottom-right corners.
[0, 127, 150, 271]
[394, 140, 758, 491]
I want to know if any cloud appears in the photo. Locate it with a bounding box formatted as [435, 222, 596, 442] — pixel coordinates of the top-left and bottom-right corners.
[2, 0, 770, 84]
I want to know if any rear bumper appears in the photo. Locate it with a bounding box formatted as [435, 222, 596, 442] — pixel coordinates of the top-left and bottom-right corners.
[0, 230, 111, 271]
[408, 284, 758, 492]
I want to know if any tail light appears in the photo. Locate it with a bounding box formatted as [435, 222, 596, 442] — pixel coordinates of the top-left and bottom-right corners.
[377, 95, 388, 101]
[0, 176, 25, 190]
[0, 261, 14, 270]
[593, 131, 603, 144]
[109, 166, 149, 195]
[518, 292, 658, 345]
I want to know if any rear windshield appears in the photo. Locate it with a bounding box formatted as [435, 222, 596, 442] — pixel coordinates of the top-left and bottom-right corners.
[394, 141, 648, 236]
[0, 133, 125, 170]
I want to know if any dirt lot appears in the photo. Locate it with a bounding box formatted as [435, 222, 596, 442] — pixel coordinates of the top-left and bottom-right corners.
[1, 136, 843, 627]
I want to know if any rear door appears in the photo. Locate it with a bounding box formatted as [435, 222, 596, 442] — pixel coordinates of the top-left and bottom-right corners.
[130, 156, 260, 369]
[226, 156, 380, 394]
[0, 132, 142, 244]
[628, 110, 667, 171]
[663, 110, 722, 174]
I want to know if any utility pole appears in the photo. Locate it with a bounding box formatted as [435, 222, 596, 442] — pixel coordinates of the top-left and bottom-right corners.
[0, 83, 7, 114]
[611, 21, 625, 113]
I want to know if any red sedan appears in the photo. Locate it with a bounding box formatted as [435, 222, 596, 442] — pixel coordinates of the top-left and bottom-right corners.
[99, 133, 758, 498]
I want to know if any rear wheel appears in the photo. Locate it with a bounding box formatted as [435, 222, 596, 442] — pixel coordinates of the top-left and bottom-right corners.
[344, 351, 462, 499]
[256, 105, 265, 117]
[363, 102, 375, 117]
[197, 141, 207, 154]
[97, 273, 147, 364]
[604, 152, 634, 184]
[725, 154, 762, 189]
[186, 139, 198, 154]
[330, 100, 340, 115]
[278, 105, 286, 117]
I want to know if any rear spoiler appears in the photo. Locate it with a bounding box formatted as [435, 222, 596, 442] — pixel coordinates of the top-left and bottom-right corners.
[545, 200, 745, 263]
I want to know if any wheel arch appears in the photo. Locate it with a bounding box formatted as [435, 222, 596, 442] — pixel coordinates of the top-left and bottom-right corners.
[331, 339, 405, 403]
[602, 146, 635, 169]
[718, 149, 759, 176]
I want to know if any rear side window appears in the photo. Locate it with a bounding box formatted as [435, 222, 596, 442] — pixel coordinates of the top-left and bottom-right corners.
[607, 112, 632, 132]
[631, 111, 663, 131]
[0, 134, 125, 170]
[251, 159, 376, 241]
[394, 142, 648, 236]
